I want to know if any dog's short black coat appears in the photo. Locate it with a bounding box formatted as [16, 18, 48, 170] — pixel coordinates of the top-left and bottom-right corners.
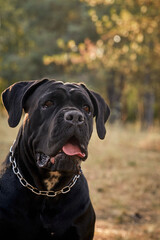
[0, 79, 110, 240]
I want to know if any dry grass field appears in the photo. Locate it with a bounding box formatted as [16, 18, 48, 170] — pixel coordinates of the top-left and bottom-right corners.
[0, 113, 160, 240]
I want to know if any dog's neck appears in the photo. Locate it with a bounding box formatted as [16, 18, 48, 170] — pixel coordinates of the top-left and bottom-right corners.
[12, 140, 75, 192]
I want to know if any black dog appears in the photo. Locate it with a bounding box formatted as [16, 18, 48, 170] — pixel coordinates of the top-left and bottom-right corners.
[0, 79, 110, 240]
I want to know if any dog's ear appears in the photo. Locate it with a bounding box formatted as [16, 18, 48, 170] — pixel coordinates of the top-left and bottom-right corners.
[2, 79, 49, 128]
[81, 84, 110, 139]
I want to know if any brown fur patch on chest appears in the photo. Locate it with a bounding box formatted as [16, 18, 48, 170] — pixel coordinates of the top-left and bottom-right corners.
[44, 171, 61, 190]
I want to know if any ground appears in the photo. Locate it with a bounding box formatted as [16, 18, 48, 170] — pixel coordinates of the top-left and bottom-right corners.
[0, 114, 160, 239]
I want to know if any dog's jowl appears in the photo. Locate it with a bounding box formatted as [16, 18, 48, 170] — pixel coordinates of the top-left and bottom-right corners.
[0, 79, 110, 240]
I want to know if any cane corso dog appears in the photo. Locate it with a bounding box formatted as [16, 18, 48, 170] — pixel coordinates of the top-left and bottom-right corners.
[0, 79, 110, 240]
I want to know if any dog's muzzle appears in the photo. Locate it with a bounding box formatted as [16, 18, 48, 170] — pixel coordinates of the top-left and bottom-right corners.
[35, 108, 88, 174]
[36, 136, 87, 174]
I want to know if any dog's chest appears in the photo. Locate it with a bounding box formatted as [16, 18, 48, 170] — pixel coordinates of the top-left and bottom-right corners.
[43, 171, 61, 190]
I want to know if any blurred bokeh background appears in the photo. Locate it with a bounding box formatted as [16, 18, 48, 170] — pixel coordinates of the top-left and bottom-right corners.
[0, 0, 160, 128]
[0, 0, 160, 239]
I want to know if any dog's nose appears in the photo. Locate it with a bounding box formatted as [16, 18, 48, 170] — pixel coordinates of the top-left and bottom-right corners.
[64, 110, 84, 125]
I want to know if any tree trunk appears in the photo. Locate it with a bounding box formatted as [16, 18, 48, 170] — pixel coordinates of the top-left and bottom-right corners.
[143, 91, 154, 129]
[142, 73, 154, 129]
[106, 70, 125, 123]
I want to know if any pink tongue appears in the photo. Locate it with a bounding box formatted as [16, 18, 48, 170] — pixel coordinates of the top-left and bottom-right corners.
[62, 142, 85, 158]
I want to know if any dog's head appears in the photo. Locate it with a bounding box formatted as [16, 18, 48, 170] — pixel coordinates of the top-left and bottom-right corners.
[2, 79, 110, 175]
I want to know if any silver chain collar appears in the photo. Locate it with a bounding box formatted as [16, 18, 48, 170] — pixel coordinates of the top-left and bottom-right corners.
[9, 144, 81, 197]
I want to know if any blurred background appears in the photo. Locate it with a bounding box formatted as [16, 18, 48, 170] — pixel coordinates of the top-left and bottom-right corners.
[0, 0, 160, 128]
[0, 0, 160, 239]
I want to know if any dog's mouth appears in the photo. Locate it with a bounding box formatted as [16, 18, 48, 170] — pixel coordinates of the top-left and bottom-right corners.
[36, 137, 87, 174]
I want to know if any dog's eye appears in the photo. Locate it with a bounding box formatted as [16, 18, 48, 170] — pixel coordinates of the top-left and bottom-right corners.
[42, 100, 54, 109]
[83, 105, 91, 114]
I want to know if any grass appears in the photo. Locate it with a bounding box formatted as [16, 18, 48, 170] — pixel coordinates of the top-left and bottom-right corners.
[0, 113, 160, 240]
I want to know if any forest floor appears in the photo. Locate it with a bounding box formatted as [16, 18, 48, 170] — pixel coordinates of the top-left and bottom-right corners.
[0, 114, 160, 240]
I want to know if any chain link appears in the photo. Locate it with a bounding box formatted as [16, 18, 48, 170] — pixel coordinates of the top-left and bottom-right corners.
[9, 144, 81, 197]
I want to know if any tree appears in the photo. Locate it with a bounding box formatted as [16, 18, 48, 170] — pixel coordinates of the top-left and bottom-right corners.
[0, 0, 98, 86]
[45, 0, 160, 126]
[1, 0, 160, 126]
